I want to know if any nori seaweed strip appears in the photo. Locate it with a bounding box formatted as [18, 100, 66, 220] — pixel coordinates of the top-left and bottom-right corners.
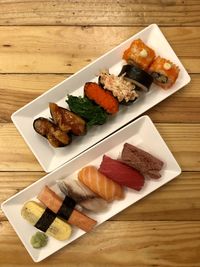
[57, 196, 76, 220]
[35, 208, 56, 232]
[119, 64, 153, 92]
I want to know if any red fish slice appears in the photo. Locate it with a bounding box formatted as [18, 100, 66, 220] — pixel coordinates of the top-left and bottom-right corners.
[99, 155, 145, 191]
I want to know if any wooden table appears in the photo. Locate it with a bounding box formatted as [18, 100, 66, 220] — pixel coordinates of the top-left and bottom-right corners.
[0, 1, 200, 266]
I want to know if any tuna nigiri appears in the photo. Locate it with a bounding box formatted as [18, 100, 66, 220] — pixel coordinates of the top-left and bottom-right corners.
[78, 166, 124, 202]
[99, 155, 145, 191]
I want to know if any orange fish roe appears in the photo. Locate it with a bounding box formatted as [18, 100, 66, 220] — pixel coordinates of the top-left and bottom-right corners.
[148, 56, 180, 89]
[84, 82, 119, 114]
[123, 39, 156, 70]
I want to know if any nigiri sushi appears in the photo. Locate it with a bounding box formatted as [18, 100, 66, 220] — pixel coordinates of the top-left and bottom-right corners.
[33, 117, 71, 147]
[21, 201, 72, 241]
[49, 102, 86, 136]
[121, 143, 164, 179]
[78, 166, 124, 201]
[38, 186, 97, 232]
[123, 39, 156, 70]
[57, 178, 108, 212]
[84, 82, 119, 114]
[99, 155, 145, 191]
[148, 56, 180, 89]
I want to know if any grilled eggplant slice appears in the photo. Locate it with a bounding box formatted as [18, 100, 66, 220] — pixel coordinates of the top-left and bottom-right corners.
[33, 117, 71, 147]
[49, 103, 86, 136]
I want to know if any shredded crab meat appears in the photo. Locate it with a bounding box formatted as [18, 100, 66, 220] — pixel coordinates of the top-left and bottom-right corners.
[99, 70, 138, 102]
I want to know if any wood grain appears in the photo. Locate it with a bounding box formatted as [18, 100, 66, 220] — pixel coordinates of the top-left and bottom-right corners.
[0, 1, 199, 265]
[0, 74, 69, 122]
[0, 26, 199, 73]
[0, 220, 199, 266]
[0, 123, 199, 172]
[0, 73, 199, 123]
[1, 172, 200, 222]
[0, 0, 200, 26]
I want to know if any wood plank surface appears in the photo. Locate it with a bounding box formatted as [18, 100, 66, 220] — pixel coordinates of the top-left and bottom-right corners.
[1, 172, 200, 222]
[0, 0, 200, 26]
[0, 220, 199, 267]
[0, 1, 199, 266]
[0, 26, 200, 73]
[0, 73, 199, 123]
[0, 123, 199, 172]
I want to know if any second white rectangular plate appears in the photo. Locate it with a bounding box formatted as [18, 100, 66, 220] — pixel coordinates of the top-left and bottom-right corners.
[2, 116, 181, 262]
[11, 24, 190, 172]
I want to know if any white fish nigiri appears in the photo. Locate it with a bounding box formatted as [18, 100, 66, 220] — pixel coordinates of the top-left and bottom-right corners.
[57, 177, 107, 212]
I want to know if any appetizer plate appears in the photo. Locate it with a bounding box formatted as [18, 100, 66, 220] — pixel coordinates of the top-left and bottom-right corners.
[2, 116, 181, 262]
[11, 24, 190, 172]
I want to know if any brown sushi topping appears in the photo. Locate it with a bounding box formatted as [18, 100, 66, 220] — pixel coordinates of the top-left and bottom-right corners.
[121, 143, 164, 179]
[33, 117, 71, 147]
[49, 103, 86, 136]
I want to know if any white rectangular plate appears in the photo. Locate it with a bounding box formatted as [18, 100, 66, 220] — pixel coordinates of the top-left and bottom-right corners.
[2, 116, 181, 262]
[11, 24, 190, 172]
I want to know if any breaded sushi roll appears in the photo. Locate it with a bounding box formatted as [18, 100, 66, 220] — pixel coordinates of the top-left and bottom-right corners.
[123, 39, 156, 70]
[148, 56, 180, 89]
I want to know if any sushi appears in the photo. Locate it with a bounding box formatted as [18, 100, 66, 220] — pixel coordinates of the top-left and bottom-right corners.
[66, 95, 108, 126]
[98, 69, 138, 103]
[21, 201, 72, 241]
[38, 186, 97, 232]
[49, 103, 86, 136]
[33, 117, 71, 147]
[99, 155, 145, 191]
[78, 166, 124, 201]
[119, 64, 153, 92]
[57, 177, 108, 212]
[148, 56, 180, 89]
[84, 82, 119, 114]
[123, 39, 156, 70]
[121, 143, 164, 179]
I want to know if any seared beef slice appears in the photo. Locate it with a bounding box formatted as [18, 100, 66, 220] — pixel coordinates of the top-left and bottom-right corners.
[121, 143, 164, 179]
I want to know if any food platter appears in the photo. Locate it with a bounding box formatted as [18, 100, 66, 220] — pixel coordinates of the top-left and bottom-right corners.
[1, 116, 181, 262]
[11, 24, 190, 172]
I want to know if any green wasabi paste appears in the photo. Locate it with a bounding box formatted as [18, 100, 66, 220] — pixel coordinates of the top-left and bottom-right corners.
[30, 231, 48, 249]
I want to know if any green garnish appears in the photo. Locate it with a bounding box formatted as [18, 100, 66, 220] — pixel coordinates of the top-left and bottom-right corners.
[66, 95, 108, 126]
[30, 231, 48, 249]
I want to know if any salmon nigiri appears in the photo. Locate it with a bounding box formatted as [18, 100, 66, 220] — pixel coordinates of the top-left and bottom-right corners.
[78, 166, 124, 202]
